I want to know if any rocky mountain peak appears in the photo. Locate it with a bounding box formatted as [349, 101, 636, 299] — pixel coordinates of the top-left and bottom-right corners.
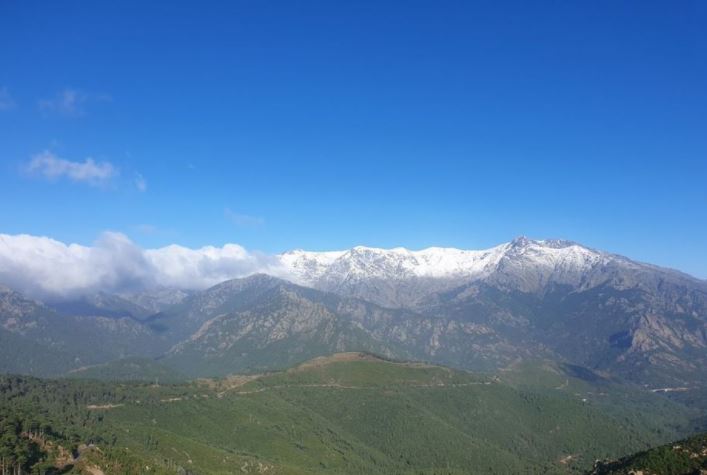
[277, 238, 613, 303]
[209, 273, 285, 291]
[509, 235, 533, 248]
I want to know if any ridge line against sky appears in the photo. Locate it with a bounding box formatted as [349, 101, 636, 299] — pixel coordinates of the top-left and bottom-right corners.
[0, 231, 704, 300]
[1, 1, 706, 279]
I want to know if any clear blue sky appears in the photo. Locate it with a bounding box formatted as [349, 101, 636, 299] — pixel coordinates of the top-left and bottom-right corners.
[1, 1, 706, 277]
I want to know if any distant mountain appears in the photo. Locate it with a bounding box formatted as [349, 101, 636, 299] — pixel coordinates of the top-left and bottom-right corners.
[0, 237, 705, 393]
[280, 238, 707, 387]
[157, 274, 535, 377]
[0, 286, 161, 376]
[0, 286, 89, 375]
[47, 289, 192, 320]
[48, 291, 154, 319]
[279, 237, 705, 308]
[120, 288, 192, 314]
[280, 244, 504, 308]
[157, 275, 414, 376]
[0, 284, 52, 327]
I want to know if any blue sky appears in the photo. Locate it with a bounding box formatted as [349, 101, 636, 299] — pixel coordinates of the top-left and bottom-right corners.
[1, 1, 706, 277]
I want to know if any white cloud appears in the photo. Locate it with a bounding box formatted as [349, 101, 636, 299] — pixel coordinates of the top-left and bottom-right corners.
[27, 151, 117, 186]
[0, 87, 15, 110]
[134, 173, 147, 192]
[38, 88, 110, 117]
[0, 232, 289, 299]
[225, 208, 265, 228]
[145, 243, 280, 289]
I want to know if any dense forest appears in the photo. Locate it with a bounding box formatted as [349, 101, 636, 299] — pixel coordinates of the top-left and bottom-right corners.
[590, 432, 707, 475]
[0, 375, 195, 474]
[0, 354, 702, 474]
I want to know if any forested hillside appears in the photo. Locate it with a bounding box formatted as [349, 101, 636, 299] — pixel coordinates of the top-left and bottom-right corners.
[589, 432, 707, 474]
[0, 354, 698, 474]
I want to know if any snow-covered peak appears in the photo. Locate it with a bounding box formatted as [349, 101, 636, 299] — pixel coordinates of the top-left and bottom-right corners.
[279, 249, 346, 284]
[273, 238, 706, 307]
[502, 237, 603, 265]
[278, 238, 607, 289]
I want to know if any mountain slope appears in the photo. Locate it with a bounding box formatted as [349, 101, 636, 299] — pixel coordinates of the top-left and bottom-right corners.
[280, 238, 707, 388]
[1, 237, 705, 392]
[420, 278, 707, 387]
[0, 355, 695, 474]
[279, 237, 706, 308]
[0, 286, 162, 375]
[120, 287, 192, 314]
[48, 291, 154, 320]
[159, 274, 534, 376]
[589, 432, 707, 474]
[160, 275, 415, 376]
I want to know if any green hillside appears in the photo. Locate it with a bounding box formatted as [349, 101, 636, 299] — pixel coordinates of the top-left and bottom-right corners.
[64, 357, 187, 383]
[0, 353, 697, 474]
[589, 432, 707, 474]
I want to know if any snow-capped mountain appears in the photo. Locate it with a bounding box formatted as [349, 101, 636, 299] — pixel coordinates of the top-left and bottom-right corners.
[273, 238, 707, 387]
[1, 237, 706, 388]
[278, 237, 677, 307]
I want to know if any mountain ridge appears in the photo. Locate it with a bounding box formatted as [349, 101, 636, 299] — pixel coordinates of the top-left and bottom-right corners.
[0, 237, 705, 394]
[279, 237, 707, 309]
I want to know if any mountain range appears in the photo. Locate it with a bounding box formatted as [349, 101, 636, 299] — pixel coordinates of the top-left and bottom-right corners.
[1, 237, 706, 393]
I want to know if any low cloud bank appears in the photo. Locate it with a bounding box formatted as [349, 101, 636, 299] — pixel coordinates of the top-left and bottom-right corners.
[0, 232, 288, 299]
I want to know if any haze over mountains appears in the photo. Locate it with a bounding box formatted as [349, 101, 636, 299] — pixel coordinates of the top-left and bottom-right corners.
[1, 236, 706, 393]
